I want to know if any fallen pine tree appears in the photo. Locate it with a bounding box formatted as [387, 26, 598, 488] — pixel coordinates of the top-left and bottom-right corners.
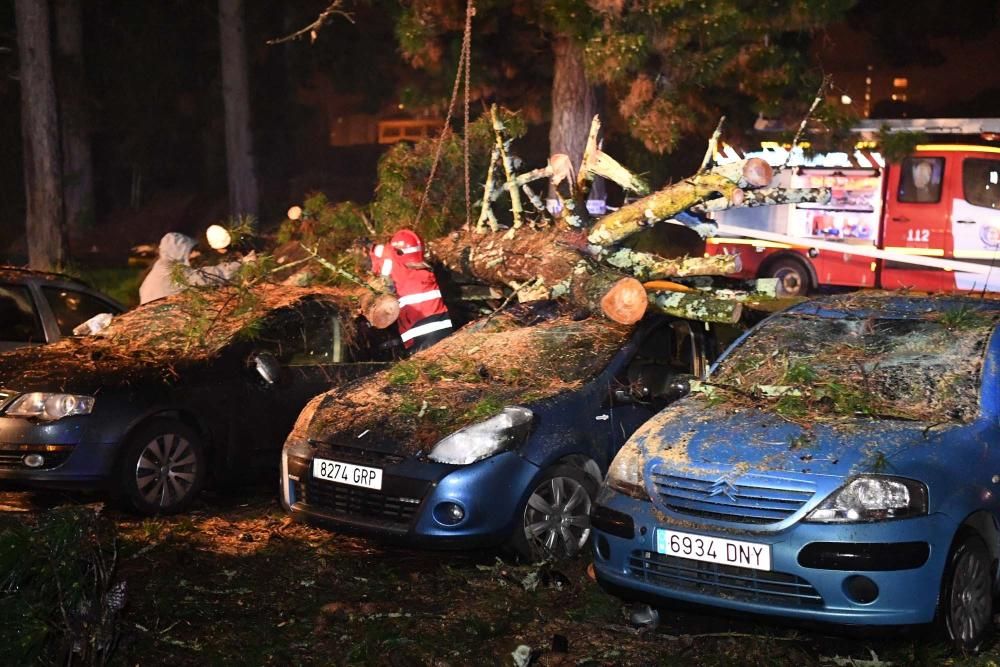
[421, 109, 830, 325]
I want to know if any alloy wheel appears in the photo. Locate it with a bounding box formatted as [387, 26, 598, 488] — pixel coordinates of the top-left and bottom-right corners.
[948, 545, 992, 647]
[134, 433, 199, 509]
[523, 476, 593, 559]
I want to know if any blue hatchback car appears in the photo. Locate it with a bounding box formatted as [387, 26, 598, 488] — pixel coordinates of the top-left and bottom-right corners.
[592, 294, 1000, 650]
[281, 303, 720, 560]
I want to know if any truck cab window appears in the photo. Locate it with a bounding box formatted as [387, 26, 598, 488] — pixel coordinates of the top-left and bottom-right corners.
[963, 158, 1000, 210]
[898, 157, 944, 203]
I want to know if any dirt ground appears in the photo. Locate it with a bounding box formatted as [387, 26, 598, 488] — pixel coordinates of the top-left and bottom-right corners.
[0, 485, 995, 667]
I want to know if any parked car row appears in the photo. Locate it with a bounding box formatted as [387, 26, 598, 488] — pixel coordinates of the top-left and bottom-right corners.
[2, 274, 998, 649]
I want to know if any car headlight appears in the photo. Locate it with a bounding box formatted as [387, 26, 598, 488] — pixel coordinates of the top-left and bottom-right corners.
[5, 392, 95, 421]
[428, 406, 533, 465]
[804, 475, 928, 523]
[606, 440, 646, 499]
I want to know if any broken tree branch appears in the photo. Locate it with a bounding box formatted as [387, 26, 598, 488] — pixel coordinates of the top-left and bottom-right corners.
[266, 1, 352, 45]
[647, 290, 742, 324]
[604, 248, 742, 280]
[699, 116, 726, 173]
[577, 115, 649, 195]
[490, 104, 524, 229]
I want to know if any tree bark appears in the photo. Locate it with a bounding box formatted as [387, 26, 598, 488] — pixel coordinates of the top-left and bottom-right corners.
[15, 0, 67, 269]
[604, 248, 741, 280]
[219, 0, 259, 218]
[647, 291, 743, 324]
[54, 0, 93, 237]
[429, 227, 646, 323]
[549, 36, 595, 184]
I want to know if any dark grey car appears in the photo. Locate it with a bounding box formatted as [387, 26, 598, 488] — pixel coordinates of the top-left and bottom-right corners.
[0, 267, 125, 352]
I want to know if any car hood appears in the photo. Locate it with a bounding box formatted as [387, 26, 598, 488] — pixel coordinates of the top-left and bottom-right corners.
[0, 337, 206, 394]
[627, 395, 966, 479]
[287, 306, 633, 457]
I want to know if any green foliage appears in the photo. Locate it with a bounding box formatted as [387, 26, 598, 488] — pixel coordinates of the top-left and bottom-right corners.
[783, 361, 818, 385]
[878, 129, 929, 163]
[388, 360, 422, 386]
[278, 193, 371, 250]
[463, 396, 505, 423]
[369, 109, 526, 239]
[395, 1, 854, 155]
[775, 394, 809, 419]
[0, 509, 123, 666]
[221, 214, 257, 247]
[937, 305, 991, 330]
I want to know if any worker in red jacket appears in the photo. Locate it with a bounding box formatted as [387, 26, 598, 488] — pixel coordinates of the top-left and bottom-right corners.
[369, 229, 453, 352]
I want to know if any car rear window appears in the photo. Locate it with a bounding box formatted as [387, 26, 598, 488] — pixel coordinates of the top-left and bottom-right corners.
[710, 308, 995, 422]
[0, 284, 44, 343]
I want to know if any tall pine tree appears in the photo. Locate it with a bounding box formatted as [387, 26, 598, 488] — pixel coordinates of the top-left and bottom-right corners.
[395, 1, 853, 160]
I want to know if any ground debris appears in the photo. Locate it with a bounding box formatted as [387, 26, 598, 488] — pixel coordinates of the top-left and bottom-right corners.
[820, 650, 893, 666]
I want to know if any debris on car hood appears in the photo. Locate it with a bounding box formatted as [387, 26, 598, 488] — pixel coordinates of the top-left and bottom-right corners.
[290, 302, 632, 454]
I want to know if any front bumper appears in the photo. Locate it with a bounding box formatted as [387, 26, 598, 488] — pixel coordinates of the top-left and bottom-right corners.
[284, 448, 543, 549]
[0, 416, 119, 487]
[591, 488, 954, 626]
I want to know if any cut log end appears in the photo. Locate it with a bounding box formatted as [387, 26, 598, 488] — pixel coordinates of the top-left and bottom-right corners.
[600, 277, 647, 324]
[363, 293, 400, 329]
[742, 158, 774, 188]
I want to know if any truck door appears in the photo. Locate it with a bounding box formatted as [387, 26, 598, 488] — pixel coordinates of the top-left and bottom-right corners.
[949, 153, 1000, 292]
[880, 154, 951, 292]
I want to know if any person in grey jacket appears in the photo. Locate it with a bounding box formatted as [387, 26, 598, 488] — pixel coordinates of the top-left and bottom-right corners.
[139, 232, 247, 304]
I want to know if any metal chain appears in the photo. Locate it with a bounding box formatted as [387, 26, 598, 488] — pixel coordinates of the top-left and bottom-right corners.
[414, 0, 474, 230]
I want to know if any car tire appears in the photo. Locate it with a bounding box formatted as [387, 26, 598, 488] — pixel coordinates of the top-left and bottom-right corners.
[511, 464, 598, 562]
[940, 532, 993, 652]
[117, 418, 207, 515]
[764, 257, 811, 297]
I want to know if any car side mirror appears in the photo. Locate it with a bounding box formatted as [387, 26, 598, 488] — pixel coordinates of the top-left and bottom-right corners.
[251, 351, 281, 385]
[654, 374, 696, 402]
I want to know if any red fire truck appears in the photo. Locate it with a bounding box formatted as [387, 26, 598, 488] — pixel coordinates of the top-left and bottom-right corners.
[706, 119, 1000, 296]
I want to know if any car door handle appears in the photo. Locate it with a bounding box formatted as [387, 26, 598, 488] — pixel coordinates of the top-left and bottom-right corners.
[890, 216, 910, 223]
[956, 219, 977, 224]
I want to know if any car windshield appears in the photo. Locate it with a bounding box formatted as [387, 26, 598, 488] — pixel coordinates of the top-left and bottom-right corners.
[709, 308, 995, 423]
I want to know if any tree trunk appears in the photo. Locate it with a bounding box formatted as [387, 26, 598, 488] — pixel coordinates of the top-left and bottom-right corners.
[15, 0, 66, 270]
[429, 227, 646, 323]
[219, 0, 259, 218]
[54, 0, 93, 237]
[549, 36, 594, 181]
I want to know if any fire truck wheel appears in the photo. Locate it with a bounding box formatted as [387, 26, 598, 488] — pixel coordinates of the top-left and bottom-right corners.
[765, 258, 811, 297]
